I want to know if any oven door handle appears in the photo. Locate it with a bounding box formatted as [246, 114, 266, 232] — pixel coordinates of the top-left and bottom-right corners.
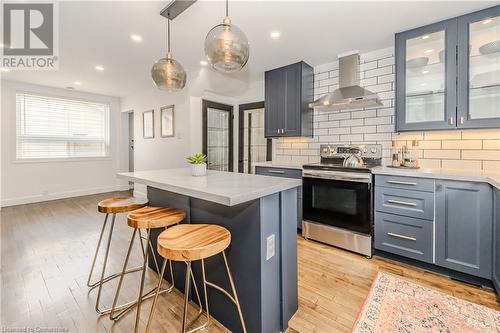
[303, 173, 371, 184]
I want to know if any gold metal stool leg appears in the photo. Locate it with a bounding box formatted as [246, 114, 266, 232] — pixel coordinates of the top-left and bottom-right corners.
[94, 213, 116, 314]
[87, 213, 109, 288]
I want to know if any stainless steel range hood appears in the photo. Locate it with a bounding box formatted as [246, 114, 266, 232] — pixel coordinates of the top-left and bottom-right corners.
[310, 52, 383, 110]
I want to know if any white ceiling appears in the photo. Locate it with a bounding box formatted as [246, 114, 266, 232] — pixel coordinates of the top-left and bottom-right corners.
[1, 0, 497, 97]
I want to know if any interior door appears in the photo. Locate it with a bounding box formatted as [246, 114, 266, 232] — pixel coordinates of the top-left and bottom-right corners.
[128, 112, 134, 172]
[457, 6, 500, 129]
[238, 102, 272, 173]
[202, 100, 234, 172]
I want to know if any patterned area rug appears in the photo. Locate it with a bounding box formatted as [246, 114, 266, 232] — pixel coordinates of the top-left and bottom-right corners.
[352, 272, 500, 333]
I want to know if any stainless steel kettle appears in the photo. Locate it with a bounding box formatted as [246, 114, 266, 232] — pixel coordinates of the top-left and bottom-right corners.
[343, 151, 364, 168]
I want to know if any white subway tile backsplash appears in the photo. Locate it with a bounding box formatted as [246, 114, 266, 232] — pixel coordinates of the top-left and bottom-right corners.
[364, 66, 392, 78]
[364, 133, 392, 141]
[351, 110, 377, 119]
[329, 127, 351, 135]
[377, 57, 395, 67]
[340, 119, 364, 127]
[275, 52, 498, 172]
[341, 134, 364, 142]
[377, 74, 395, 84]
[364, 116, 392, 125]
[352, 126, 377, 134]
[328, 112, 351, 121]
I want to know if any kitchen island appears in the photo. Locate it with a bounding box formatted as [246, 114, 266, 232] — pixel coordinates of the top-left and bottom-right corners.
[117, 168, 301, 333]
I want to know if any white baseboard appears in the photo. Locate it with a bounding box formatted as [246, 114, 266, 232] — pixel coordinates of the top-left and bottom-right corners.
[1, 185, 131, 207]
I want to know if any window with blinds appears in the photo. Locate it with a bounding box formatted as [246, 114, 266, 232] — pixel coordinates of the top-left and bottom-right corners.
[16, 93, 110, 160]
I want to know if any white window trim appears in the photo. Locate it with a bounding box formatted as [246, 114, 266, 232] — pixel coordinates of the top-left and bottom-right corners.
[14, 90, 112, 161]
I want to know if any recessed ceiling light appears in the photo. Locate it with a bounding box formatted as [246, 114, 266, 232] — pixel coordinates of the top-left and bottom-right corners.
[270, 30, 281, 39]
[131, 34, 143, 42]
[424, 49, 434, 54]
[0, 68, 10, 73]
[422, 35, 430, 40]
[74, 81, 82, 85]
[482, 19, 493, 25]
[200, 60, 208, 66]
[95, 65, 104, 71]
[422, 70, 429, 74]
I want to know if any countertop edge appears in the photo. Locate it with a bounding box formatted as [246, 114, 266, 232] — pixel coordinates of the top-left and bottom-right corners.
[372, 167, 500, 190]
[117, 172, 302, 206]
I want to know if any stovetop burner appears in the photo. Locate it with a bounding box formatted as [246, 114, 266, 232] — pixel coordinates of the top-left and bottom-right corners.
[303, 144, 382, 173]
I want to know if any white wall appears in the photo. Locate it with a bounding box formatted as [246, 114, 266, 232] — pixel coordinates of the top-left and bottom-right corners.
[1, 80, 128, 207]
[121, 69, 264, 198]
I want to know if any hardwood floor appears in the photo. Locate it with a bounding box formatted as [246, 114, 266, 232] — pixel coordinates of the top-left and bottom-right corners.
[1, 192, 498, 333]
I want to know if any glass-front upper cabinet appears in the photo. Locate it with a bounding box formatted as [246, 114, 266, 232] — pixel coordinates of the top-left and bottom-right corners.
[458, 6, 500, 129]
[396, 20, 458, 131]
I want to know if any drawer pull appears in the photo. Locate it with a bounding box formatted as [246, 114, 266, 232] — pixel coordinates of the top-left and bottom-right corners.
[387, 199, 417, 207]
[387, 232, 416, 241]
[268, 170, 285, 174]
[387, 180, 417, 186]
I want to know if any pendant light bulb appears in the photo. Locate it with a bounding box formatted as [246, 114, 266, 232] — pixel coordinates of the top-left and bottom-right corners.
[204, 0, 249, 73]
[151, 18, 186, 92]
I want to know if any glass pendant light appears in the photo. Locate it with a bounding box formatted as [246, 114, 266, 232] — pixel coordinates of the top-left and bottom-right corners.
[204, 0, 249, 73]
[151, 19, 186, 91]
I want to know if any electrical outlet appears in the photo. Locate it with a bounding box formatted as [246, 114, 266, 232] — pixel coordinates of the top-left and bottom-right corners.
[266, 234, 275, 261]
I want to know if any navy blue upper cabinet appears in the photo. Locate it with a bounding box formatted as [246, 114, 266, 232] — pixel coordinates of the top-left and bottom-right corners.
[457, 6, 500, 129]
[395, 5, 500, 132]
[396, 19, 458, 131]
[265, 61, 313, 138]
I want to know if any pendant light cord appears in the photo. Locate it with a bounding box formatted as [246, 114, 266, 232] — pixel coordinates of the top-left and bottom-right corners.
[167, 19, 171, 53]
[225, 0, 228, 17]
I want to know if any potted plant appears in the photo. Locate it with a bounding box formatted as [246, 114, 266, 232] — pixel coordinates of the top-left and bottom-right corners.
[187, 153, 208, 176]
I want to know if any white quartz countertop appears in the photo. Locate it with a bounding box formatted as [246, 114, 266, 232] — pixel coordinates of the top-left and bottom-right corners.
[117, 168, 302, 206]
[372, 166, 500, 190]
[252, 161, 304, 170]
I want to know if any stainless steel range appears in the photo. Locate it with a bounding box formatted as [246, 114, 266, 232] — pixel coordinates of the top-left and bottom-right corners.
[302, 144, 382, 257]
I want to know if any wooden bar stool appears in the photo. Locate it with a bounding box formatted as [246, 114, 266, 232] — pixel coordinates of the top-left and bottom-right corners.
[146, 224, 247, 333]
[89, 196, 149, 314]
[111, 206, 201, 333]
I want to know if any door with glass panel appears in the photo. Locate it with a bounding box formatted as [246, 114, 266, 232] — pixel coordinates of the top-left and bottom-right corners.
[396, 20, 458, 131]
[202, 100, 233, 172]
[458, 6, 500, 129]
[238, 102, 272, 173]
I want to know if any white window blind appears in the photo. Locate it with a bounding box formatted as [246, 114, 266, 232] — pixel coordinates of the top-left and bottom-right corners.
[16, 92, 110, 159]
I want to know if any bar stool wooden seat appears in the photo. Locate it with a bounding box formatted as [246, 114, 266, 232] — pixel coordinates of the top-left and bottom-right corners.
[88, 196, 149, 315]
[111, 206, 199, 333]
[146, 224, 246, 333]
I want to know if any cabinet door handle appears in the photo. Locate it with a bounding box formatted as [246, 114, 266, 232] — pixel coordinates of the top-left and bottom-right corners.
[460, 116, 464, 125]
[387, 180, 417, 186]
[449, 117, 454, 125]
[268, 169, 285, 174]
[387, 199, 417, 207]
[387, 232, 416, 241]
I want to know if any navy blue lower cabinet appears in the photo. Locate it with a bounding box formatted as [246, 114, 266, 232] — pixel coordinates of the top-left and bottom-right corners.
[493, 188, 500, 294]
[255, 166, 303, 229]
[375, 212, 433, 263]
[435, 180, 493, 279]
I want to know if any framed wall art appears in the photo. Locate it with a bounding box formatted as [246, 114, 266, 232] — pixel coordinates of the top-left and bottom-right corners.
[160, 105, 175, 138]
[143, 110, 154, 139]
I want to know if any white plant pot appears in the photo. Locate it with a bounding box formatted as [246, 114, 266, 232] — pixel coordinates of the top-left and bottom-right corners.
[191, 163, 207, 177]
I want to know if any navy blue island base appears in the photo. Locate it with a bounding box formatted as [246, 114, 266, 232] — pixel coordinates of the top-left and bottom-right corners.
[146, 185, 298, 333]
